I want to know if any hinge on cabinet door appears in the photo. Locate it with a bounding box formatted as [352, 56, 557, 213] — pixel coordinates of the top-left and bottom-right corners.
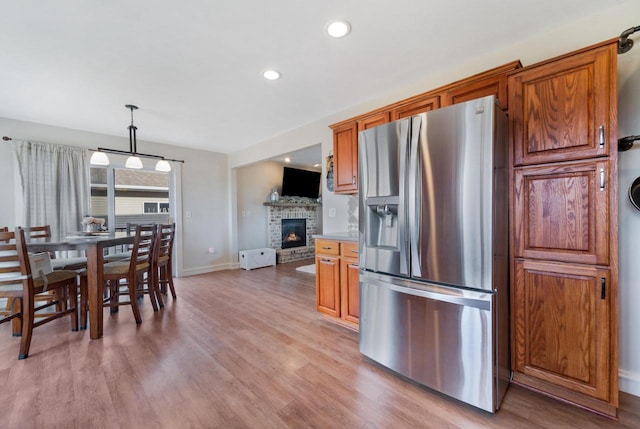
[601, 277, 606, 299]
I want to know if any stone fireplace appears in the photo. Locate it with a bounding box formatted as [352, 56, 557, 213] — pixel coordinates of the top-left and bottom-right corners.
[265, 200, 320, 263]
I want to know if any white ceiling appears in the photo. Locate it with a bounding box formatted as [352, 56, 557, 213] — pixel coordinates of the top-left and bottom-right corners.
[0, 0, 623, 154]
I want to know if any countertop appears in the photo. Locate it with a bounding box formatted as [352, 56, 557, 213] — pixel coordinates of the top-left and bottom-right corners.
[312, 232, 358, 242]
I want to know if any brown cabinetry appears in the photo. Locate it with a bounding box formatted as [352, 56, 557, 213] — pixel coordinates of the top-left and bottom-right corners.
[513, 260, 611, 402]
[509, 40, 618, 417]
[315, 239, 340, 317]
[333, 122, 358, 194]
[510, 44, 614, 166]
[329, 61, 521, 195]
[315, 239, 359, 328]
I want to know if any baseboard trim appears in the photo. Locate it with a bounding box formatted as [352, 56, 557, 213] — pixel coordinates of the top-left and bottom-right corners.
[181, 262, 239, 277]
[619, 369, 640, 397]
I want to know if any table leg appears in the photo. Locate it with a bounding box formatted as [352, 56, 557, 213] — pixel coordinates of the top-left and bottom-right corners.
[86, 245, 104, 339]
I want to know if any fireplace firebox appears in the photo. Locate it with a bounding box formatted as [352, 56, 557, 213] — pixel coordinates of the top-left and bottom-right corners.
[281, 218, 306, 249]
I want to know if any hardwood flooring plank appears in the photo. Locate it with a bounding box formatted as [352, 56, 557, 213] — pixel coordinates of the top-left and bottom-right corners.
[0, 259, 637, 428]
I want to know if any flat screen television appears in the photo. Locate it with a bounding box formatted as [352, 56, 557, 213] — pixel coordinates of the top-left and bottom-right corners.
[281, 167, 321, 199]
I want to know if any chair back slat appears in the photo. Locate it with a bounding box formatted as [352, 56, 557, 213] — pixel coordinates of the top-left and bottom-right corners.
[0, 229, 28, 287]
[156, 223, 175, 259]
[128, 224, 156, 271]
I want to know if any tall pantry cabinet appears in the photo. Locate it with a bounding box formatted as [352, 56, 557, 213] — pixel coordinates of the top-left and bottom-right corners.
[508, 40, 619, 417]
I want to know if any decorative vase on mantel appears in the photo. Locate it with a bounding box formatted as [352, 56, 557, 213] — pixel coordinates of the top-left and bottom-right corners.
[270, 188, 280, 202]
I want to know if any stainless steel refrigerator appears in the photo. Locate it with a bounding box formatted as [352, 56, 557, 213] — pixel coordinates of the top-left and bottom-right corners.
[358, 95, 510, 413]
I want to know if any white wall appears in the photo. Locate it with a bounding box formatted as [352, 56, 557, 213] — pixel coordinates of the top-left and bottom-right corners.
[617, 45, 640, 397]
[236, 161, 282, 250]
[227, 1, 640, 396]
[0, 117, 232, 275]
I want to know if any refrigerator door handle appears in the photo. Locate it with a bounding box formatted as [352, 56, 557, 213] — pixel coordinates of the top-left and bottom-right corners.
[408, 115, 422, 277]
[398, 119, 411, 275]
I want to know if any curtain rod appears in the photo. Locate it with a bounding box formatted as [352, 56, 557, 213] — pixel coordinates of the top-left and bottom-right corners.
[3, 136, 184, 163]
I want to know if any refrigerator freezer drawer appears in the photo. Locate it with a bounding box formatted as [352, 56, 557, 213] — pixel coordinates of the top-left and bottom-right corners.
[239, 248, 276, 270]
[359, 272, 505, 413]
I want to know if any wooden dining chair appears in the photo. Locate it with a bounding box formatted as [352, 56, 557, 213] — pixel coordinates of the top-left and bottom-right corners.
[80, 224, 158, 327]
[0, 228, 79, 359]
[155, 223, 176, 303]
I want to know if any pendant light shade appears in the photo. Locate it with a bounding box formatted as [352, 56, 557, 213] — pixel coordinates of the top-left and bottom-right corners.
[155, 159, 171, 172]
[90, 150, 110, 165]
[125, 155, 143, 169]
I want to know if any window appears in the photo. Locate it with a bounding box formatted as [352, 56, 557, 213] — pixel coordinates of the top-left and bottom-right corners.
[90, 167, 171, 230]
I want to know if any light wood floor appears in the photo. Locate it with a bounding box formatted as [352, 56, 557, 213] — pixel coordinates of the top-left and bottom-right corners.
[1, 259, 638, 428]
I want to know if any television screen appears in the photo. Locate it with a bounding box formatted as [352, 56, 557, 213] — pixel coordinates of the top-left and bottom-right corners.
[281, 167, 321, 199]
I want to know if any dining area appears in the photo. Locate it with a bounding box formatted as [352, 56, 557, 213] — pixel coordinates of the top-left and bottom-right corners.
[0, 222, 176, 359]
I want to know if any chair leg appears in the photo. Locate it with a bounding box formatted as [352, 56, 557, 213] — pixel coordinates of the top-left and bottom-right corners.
[110, 280, 119, 314]
[151, 268, 163, 309]
[79, 276, 88, 330]
[166, 264, 177, 299]
[9, 297, 22, 336]
[18, 290, 35, 360]
[128, 278, 142, 324]
[146, 271, 159, 312]
[68, 282, 79, 332]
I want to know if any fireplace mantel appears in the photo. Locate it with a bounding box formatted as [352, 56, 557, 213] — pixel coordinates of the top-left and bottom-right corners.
[263, 201, 321, 208]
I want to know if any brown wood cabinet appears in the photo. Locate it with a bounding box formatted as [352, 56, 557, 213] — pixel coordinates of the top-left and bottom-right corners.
[390, 95, 440, 120]
[329, 60, 521, 195]
[513, 260, 611, 401]
[509, 40, 618, 417]
[315, 239, 340, 317]
[315, 239, 359, 328]
[510, 44, 615, 166]
[514, 160, 610, 265]
[333, 122, 359, 194]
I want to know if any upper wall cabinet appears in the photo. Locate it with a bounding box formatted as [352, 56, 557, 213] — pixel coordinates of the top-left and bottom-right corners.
[332, 122, 358, 193]
[329, 60, 521, 195]
[509, 43, 616, 166]
[442, 73, 509, 109]
[390, 95, 440, 120]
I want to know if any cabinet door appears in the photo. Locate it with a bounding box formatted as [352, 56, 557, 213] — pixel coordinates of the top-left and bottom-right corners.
[441, 74, 509, 109]
[514, 160, 609, 265]
[316, 255, 340, 317]
[340, 257, 359, 324]
[333, 122, 358, 193]
[390, 95, 440, 120]
[510, 43, 616, 166]
[358, 111, 390, 130]
[513, 260, 611, 401]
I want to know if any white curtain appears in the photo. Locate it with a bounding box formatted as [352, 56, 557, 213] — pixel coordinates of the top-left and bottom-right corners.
[13, 141, 90, 240]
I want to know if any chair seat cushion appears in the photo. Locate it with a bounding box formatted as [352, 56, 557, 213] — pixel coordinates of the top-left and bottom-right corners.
[157, 255, 170, 264]
[103, 261, 149, 276]
[51, 257, 87, 270]
[34, 270, 78, 290]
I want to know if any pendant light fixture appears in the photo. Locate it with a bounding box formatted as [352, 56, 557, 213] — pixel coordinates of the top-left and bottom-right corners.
[89, 104, 184, 170]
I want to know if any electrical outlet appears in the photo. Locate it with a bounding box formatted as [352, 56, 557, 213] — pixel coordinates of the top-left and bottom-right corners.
[185, 210, 192, 219]
[208, 247, 215, 254]
[328, 208, 337, 217]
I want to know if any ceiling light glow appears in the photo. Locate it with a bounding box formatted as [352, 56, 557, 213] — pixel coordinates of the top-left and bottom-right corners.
[326, 20, 351, 38]
[284, 157, 291, 163]
[262, 70, 282, 80]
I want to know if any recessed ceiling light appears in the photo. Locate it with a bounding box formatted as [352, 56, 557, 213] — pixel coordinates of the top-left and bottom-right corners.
[313, 163, 320, 167]
[326, 20, 351, 38]
[284, 157, 291, 163]
[262, 69, 282, 80]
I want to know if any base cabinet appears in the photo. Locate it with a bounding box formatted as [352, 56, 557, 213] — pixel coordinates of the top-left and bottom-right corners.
[315, 239, 359, 328]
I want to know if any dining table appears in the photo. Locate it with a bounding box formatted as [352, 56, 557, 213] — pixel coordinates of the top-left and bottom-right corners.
[26, 232, 135, 339]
